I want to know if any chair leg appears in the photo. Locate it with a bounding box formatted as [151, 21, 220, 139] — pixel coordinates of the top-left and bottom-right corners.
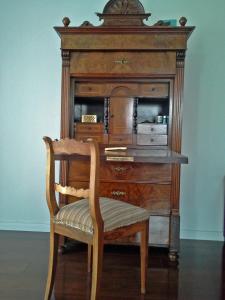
[140, 220, 149, 294]
[90, 236, 103, 300]
[88, 244, 93, 273]
[44, 230, 59, 300]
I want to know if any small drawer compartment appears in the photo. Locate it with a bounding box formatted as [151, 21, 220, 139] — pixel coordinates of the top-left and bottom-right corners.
[75, 83, 105, 96]
[137, 134, 168, 146]
[137, 124, 167, 135]
[109, 134, 132, 145]
[75, 123, 104, 133]
[75, 133, 104, 143]
[139, 83, 169, 98]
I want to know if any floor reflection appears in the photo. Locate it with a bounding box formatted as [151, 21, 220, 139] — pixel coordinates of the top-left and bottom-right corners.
[54, 240, 225, 300]
[55, 244, 179, 300]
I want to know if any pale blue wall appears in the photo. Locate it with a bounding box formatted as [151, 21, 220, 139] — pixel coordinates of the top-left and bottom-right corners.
[0, 0, 225, 240]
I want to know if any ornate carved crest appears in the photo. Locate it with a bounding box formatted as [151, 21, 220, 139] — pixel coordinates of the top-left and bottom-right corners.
[97, 0, 151, 27]
[103, 0, 145, 15]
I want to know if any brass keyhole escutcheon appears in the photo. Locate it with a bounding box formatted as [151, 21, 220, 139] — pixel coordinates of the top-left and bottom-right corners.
[114, 58, 129, 65]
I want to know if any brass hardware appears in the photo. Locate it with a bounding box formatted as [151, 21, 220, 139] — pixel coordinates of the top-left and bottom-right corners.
[114, 59, 129, 65]
[81, 115, 97, 123]
[111, 191, 126, 196]
[114, 167, 127, 172]
[106, 156, 134, 162]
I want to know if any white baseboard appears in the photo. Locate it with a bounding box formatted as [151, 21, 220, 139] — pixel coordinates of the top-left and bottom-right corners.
[0, 222, 50, 232]
[180, 229, 224, 241]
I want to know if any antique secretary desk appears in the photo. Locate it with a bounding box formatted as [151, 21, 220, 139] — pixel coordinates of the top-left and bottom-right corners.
[54, 0, 194, 261]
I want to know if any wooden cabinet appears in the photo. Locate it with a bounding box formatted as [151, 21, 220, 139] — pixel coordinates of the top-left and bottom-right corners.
[55, 0, 194, 260]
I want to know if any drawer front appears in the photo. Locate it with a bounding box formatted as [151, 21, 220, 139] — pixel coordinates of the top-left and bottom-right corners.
[137, 134, 168, 145]
[109, 134, 132, 145]
[137, 124, 167, 135]
[75, 123, 104, 133]
[101, 183, 170, 213]
[139, 83, 169, 98]
[133, 184, 171, 214]
[71, 51, 176, 75]
[101, 162, 171, 183]
[67, 181, 171, 218]
[75, 83, 105, 96]
[100, 182, 133, 204]
[69, 160, 172, 183]
[75, 133, 104, 143]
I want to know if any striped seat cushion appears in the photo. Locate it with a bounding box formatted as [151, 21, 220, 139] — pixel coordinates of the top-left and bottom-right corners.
[54, 197, 150, 234]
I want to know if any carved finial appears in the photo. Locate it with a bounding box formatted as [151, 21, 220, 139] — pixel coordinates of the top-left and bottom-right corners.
[62, 17, 71, 27]
[179, 17, 187, 27]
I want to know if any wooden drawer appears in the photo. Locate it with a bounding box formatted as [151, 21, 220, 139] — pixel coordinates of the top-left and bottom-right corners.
[109, 134, 132, 145]
[71, 51, 176, 75]
[75, 133, 104, 143]
[100, 182, 135, 204]
[139, 83, 169, 98]
[67, 181, 170, 214]
[75, 123, 104, 133]
[101, 182, 170, 213]
[137, 134, 168, 146]
[75, 83, 105, 96]
[137, 124, 167, 135]
[101, 162, 171, 183]
[69, 160, 172, 183]
[134, 183, 171, 214]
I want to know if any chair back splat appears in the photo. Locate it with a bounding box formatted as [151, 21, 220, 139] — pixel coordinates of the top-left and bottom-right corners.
[43, 136, 103, 231]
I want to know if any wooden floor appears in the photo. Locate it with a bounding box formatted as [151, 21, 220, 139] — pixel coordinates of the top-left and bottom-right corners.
[0, 231, 224, 300]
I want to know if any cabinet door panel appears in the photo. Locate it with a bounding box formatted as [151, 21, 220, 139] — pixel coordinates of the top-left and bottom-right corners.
[109, 96, 134, 135]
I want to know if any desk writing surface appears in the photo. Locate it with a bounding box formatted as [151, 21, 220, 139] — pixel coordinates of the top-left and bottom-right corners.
[103, 148, 188, 164]
[55, 148, 188, 164]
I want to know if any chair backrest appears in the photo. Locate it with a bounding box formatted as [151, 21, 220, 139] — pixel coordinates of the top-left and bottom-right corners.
[43, 137, 103, 231]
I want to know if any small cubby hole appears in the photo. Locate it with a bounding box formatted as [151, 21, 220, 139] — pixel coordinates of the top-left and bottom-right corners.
[74, 97, 105, 123]
[137, 98, 170, 124]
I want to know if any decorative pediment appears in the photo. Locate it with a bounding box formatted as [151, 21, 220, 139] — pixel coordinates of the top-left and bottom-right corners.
[96, 0, 151, 27]
[103, 0, 145, 15]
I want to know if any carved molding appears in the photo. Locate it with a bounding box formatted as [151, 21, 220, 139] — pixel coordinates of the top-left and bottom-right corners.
[176, 50, 186, 68]
[61, 50, 70, 67]
[55, 183, 90, 198]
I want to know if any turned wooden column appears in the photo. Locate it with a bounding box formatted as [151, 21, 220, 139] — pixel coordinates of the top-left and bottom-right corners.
[170, 50, 186, 261]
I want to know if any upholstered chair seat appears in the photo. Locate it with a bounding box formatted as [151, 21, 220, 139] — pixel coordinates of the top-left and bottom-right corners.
[54, 197, 150, 234]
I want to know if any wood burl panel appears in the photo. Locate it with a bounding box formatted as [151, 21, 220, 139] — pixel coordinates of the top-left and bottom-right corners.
[68, 160, 172, 183]
[75, 82, 168, 98]
[70, 51, 176, 75]
[61, 33, 188, 51]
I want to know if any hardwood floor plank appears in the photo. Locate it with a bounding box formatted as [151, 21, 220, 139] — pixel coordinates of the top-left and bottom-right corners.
[0, 231, 224, 300]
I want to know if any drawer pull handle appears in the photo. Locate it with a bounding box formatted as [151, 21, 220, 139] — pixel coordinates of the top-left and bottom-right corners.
[111, 191, 126, 196]
[151, 128, 154, 132]
[114, 59, 129, 65]
[150, 138, 154, 142]
[114, 167, 127, 173]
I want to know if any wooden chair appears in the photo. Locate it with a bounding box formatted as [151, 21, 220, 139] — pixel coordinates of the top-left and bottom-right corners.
[43, 136, 150, 300]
